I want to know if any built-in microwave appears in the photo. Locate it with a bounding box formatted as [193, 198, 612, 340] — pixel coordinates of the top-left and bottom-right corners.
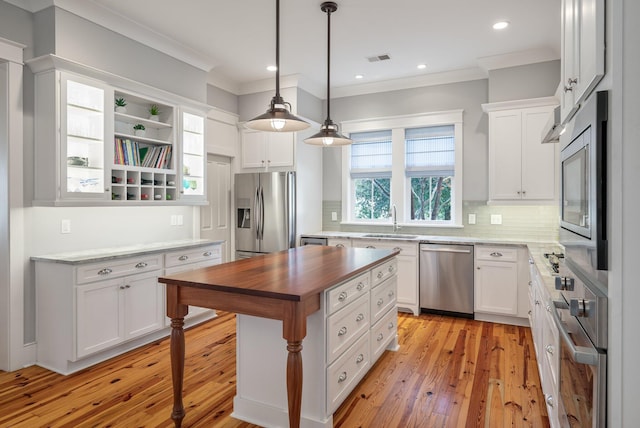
[559, 91, 608, 272]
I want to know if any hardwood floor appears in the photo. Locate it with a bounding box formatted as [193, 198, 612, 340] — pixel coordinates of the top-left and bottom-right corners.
[0, 312, 548, 428]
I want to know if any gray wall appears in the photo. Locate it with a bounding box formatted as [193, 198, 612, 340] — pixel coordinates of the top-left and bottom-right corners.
[296, 87, 323, 124]
[207, 84, 239, 114]
[488, 60, 560, 102]
[325, 79, 489, 202]
[37, 7, 208, 103]
[0, 1, 35, 58]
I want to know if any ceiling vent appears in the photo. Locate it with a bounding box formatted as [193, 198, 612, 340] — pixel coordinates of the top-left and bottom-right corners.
[367, 54, 391, 62]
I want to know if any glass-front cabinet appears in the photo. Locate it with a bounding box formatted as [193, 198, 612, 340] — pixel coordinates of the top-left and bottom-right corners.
[62, 78, 110, 198]
[29, 56, 208, 206]
[180, 111, 205, 199]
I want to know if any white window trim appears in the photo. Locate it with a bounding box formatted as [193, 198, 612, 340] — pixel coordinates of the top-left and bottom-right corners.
[341, 110, 464, 227]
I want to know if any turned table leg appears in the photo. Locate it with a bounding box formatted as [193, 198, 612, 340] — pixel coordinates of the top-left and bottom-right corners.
[170, 317, 186, 428]
[286, 340, 303, 428]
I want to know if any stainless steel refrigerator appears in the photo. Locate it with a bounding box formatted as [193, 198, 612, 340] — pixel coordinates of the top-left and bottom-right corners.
[235, 171, 296, 259]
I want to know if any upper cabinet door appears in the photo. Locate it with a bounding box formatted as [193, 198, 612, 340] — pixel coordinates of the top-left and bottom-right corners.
[179, 110, 206, 201]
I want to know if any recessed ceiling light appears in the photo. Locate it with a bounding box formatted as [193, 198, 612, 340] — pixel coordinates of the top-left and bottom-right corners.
[266, 65, 277, 72]
[493, 21, 509, 30]
[355, 74, 364, 79]
[417, 64, 427, 70]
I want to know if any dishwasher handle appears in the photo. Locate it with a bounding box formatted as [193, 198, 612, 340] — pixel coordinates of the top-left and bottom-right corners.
[420, 247, 472, 254]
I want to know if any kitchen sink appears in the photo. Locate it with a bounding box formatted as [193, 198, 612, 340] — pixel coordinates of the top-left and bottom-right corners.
[362, 233, 418, 239]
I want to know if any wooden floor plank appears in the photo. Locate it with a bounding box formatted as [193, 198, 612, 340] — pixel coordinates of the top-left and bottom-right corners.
[0, 312, 548, 427]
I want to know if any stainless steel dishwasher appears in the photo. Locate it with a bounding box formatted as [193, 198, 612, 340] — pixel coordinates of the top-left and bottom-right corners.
[419, 243, 474, 318]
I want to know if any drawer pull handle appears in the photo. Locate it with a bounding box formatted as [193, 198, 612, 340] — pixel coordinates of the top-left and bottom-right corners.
[356, 282, 365, 291]
[356, 313, 365, 322]
[388, 322, 394, 329]
[489, 252, 503, 257]
[338, 326, 347, 336]
[388, 291, 394, 298]
[338, 291, 348, 302]
[203, 251, 212, 257]
[97, 268, 112, 276]
[377, 333, 384, 342]
[356, 354, 364, 363]
[135, 262, 147, 269]
[377, 271, 384, 279]
[388, 265, 394, 273]
[119, 285, 125, 290]
[535, 300, 541, 306]
[528, 310, 532, 316]
[336, 243, 345, 248]
[545, 344, 554, 355]
[178, 255, 189, 261]
[528, 280, 532, 286]
[393, 247, 401, 252]
[338, 372, 348, 383]
[545, 394, 555, 408]
[546, 304, 552, 312]
[377, 298, 384, 307]
[366, 245, 376, 249]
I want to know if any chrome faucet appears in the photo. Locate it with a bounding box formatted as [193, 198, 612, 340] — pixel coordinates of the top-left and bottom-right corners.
[392, 204, 400, 232]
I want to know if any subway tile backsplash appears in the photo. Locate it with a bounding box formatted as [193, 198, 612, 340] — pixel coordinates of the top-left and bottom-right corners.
[321, 200, 559, 242]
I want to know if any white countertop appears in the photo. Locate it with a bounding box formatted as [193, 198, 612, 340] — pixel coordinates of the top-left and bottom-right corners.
[31, 239, 224, 265]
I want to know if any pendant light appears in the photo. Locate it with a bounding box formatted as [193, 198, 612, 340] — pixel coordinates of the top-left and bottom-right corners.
[304, 1, 352, 146]
[246, 0, 310, 132]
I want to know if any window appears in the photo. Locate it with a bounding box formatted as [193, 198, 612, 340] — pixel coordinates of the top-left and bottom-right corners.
[341, 111, 463, 227]
[350, 130, 392, 221]
[405, 126, 455, 221]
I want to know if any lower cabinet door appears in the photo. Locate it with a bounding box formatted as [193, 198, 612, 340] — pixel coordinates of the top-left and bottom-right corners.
[474, 260, 518, 315]
[123, 270, 164, 340]
[76, 277, 125, 359]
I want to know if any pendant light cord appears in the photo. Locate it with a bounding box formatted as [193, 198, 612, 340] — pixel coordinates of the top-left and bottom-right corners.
[275, 0, 281, 99]
[325, 5, 331, 123]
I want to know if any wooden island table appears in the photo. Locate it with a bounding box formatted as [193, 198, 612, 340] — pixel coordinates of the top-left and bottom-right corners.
[159, 245, 399, 428]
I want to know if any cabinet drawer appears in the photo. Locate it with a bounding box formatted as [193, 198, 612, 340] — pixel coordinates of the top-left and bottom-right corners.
[76, 255, 162, 284]
[475, 246, 518, 262]
[326, 295, 370, 364]
[371, 258, 398, 288]
[165, 245, 221, 268]
[326, 332, 370, 414]
[371, 307, 398, 362]
[370, 276, 397, 324]
[353, 239, 417, 256]
[327, 238, 351, 248]
[326, 272, 369, 315]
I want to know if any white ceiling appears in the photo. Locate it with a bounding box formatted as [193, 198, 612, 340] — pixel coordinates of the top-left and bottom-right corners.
[10, 0, 561, 97]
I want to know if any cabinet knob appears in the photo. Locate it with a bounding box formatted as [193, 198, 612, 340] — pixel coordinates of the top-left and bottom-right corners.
[545, 394, 555, 408]
[338, 291, 348, 302]
[203, 251, 212, 257]
[490, 252, 503, 257]
[388, 322, 394, 330]
[97, 268, 113, 276]
[388, 290, 394, 298]
[178, 255, 189, 261]
[476, 266, 481, 270]
[545, 344, 554, 355]
[356, 282, 365, 291]
[338, 371, 348, 383]
[356, 354, 364, 364]
[393, 247, 402, 252]
[366, 245, 376, 249]
[377, 333, 384, 342]
[377, 271, 384, 279]
[356, 313, 365, 322]
[338, 326, 348, 336]
[135, 262, 147, 269]
[336, 243, 345, 248]
[377, 298, 384, 307]
[388, 265, 395, 273]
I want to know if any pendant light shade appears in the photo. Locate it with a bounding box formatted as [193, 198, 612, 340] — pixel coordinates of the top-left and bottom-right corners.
[305, 2, 351, 146]
[246, 0, 310, 132]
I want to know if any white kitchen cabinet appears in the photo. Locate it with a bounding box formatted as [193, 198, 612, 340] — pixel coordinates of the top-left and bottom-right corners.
[76, 270, 163, 358]
[352, 239, 419, 315]
[163, 244, 222, 325]
[27, 55, 209, 206]
[528, 255, 560, 428]
[327, 238, 351, 248]
[483, 100, 558, 202]
[560, 0, 605, 124]
[233, 257, 398, 427]
[241, 129, 294, 169]
[33, 70, 113, 204]
[33, 241, 221, 375]
[206, 110, 239, 157]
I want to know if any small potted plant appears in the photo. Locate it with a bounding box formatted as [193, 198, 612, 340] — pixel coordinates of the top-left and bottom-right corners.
[115, 97, 127, 113]
[148, 104, 160, 121]
[133, 123, 146, 137]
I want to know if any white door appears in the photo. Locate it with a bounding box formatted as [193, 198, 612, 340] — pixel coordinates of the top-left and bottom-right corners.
[201, 155, 232, 262]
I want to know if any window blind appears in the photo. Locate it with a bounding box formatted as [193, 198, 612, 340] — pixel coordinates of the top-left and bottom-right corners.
[350, 130, 392, 178]
[405, 125, 455, 177]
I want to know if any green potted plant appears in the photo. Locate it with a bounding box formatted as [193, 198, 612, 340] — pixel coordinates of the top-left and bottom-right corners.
[148, 104, 160, 121]
[115, 97, 127, 113]
[133, 123, 146, 137]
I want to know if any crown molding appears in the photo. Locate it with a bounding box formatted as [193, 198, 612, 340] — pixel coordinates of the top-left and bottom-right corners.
[477, 47, 559, 72]
[481, 96, 559, 113]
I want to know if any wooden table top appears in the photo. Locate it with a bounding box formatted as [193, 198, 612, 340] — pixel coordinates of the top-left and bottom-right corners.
[158, 245, 398, 301]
